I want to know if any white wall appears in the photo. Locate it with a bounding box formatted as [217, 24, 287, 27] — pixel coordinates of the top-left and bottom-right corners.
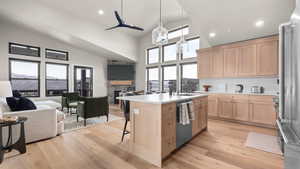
[0, 19, 108, 100]
[135, 19, 211, 91]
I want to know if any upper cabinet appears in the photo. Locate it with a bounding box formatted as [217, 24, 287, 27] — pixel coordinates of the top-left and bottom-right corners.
[237, 44, 257, 77]
[256, 40, 278, 76]
[197, 35, 278, 79]
[198, 49, 212, 78]
[223, 47, 238, 77]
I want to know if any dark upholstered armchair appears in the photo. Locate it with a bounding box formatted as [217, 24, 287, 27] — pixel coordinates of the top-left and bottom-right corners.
[76, 96, 109, 126]
[61, 92, 81, 113]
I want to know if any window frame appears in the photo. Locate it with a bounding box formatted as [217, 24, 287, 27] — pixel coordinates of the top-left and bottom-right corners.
[180, 62, 198, 93]
[45, 62, 69, 97]
[45, 48, 69, 61]
[146, 66, 160, 92]
[162, 42, 177, 63]
[9, 58, 41, 97]
[180, 37, 200, 60]
[9, 42, 41, 57]
[168, 25, 189, 40]
[162, 64, 177, 92]
[146, 47, 160, 65]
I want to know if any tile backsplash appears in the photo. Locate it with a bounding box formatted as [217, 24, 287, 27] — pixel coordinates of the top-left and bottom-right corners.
[199, 77, 279, 94]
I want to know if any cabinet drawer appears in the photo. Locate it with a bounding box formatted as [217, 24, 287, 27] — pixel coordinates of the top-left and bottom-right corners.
[249, 95, 275, 103]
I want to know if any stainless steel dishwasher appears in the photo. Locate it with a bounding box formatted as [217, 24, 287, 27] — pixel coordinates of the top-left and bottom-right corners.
[176, 99, 193, 148]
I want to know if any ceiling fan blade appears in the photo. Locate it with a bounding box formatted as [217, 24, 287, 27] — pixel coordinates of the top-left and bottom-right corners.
[106, 25, 120, 30]
[127, 25, 144, 31]
[114, 11, 123, 24]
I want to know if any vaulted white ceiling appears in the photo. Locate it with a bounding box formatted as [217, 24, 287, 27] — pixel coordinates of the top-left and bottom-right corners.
[177, 0, 295, 46]
[0, 0, 296, 61]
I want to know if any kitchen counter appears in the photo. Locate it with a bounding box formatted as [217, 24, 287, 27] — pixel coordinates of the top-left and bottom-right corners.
[193, 91, 278, 96]
[117, 93, 208, 104]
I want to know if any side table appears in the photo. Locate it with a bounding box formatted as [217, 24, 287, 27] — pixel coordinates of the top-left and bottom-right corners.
[0, 117, 27, 164]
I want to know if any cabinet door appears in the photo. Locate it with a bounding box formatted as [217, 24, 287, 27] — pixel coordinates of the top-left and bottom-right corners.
[219, 96, 233, 119]
[198, 50, 212, 78]
[237, 44, 257, 77]
[256, 41, 278, 76]
[249, 102, 277, 126]
[211, 48, 224, 78]
[192, 99, 201, 136]
[208, 95, 218, 117]
[223, 48, 238, 77]
[200, 101, 208, 130]
[162, 103, 176, 158]
[233, 102, 249, 121]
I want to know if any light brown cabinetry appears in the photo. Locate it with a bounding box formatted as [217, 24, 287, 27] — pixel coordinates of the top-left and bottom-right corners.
[192, 97, 208, 136]
[237, 44, 257, 77]
[223, 47, 238, 77]
[249, 96, 277, 126]
[256, 40, 278, 76]
[161, 103, 176, 158]
[198, 49, 212, 78]
[197, 36, 278, 79]
[208, 95, 218, 117]
[232, 95, 249, 121]
[218, 95, 233, 119]
[211, 47, 224, 77]
[207, 94, 276, 128]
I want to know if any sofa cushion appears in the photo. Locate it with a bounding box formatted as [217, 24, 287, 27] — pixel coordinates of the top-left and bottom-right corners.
[6, 97, 37, 112]
[0, 97, 11, 113]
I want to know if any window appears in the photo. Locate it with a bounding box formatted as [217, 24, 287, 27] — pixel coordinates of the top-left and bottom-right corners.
[146, 67, 159, 92]
[9, 43, 40, 57]
[46, 63, 69, 96]
[162, 65, 177, 92]
[46, 49, 69, 61]
[9, 59, 40, 97]
[147, 47, 159, 64]
[181, 63, 199, 93]
[168, 26, 189, 40]
[182, 38, 200, 59]
[163, 43, 177, 62]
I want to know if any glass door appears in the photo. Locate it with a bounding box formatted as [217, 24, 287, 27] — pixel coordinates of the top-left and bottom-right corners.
[74, 66, 93, 97]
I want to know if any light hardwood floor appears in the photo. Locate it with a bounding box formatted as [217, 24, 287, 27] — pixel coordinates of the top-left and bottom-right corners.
[0, 115, 283, 169]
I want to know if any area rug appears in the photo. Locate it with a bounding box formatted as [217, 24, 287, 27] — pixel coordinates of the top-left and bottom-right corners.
[64, 114, 122, 132]
[245, 132, 282, 155]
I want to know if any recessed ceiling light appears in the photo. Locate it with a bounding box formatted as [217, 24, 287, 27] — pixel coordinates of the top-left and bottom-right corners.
[209, 32, 216, 38]
[255, 20, 264, 27]
[98, 10, 104, 15]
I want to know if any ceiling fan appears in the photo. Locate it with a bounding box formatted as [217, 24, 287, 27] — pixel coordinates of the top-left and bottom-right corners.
[106, 0, 144, 31]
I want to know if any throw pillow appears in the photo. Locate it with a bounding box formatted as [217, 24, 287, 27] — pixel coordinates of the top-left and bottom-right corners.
[6, 97, 37, 112]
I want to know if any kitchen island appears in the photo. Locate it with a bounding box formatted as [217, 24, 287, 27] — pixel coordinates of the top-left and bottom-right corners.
[117, 94, 208, 167]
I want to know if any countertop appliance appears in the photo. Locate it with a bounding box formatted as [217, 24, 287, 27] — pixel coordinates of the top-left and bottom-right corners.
[235, 84, 244, 93]
[176, 99, 192, 148]
[278, 1, 300, 168]
[250, 86, 264, 93]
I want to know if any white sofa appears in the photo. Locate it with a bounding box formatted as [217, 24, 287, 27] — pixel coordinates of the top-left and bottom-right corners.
[0, 99, 65, 143]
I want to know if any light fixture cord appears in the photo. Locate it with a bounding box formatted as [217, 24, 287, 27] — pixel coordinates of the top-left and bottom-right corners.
[160, 0, 162, 26]
[121, 0, 124, 18]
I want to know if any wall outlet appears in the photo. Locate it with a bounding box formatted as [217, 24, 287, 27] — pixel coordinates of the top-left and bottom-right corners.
[133, 108, 140, 115]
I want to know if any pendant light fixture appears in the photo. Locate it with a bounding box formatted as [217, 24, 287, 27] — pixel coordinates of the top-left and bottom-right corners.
[176, 7, 187, 57]
[152, 0, 168, 45]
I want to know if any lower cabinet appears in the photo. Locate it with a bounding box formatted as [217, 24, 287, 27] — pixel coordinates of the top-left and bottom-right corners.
[218, 95, 233, 119]
[208, 95, 218, 117]
[192, 97, 208, 137]
[207, 94, 276, 128]
[249, 102, 277, 126]
[161, 103, 176, 158]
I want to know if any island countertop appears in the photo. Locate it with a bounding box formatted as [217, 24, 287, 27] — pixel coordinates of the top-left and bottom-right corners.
[117, 93, 208, 104]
